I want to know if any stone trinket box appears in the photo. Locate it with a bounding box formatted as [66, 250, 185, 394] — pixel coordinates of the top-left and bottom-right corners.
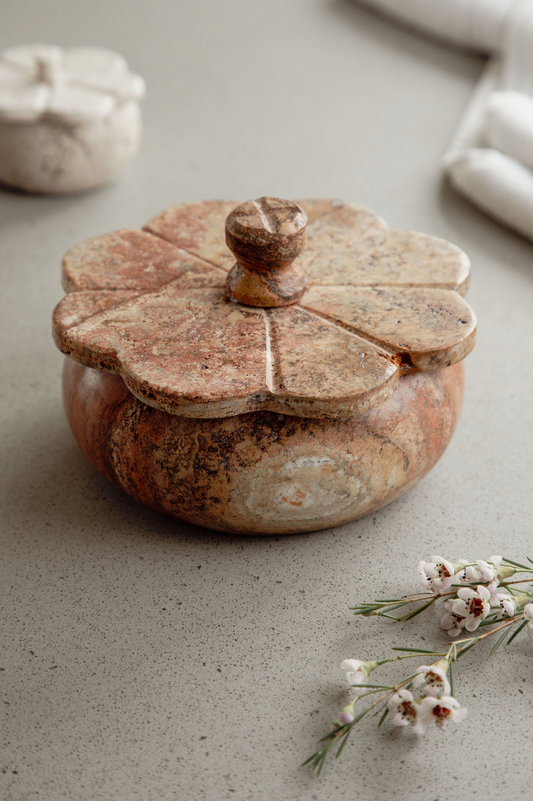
[52, 197, 476, 534]
[0, 44, 145, 193]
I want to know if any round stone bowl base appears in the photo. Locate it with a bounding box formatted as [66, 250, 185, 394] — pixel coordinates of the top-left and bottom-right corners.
[0, 100, 141, 194]
[62, 358, 464, 535]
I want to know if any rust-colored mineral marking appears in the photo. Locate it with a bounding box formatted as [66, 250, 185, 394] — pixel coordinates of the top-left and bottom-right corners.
[225, 197, 308, 307]
[62, 358, 465, 535]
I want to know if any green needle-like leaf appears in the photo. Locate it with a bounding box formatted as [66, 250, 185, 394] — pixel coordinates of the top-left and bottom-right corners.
[315, 752, 327, 777]
[335, 730, 352, 760]
[375, 598, 409, 603]
[478, 616, 500, 627]
[395, 598, 436, 622]
[348, 683, 393, 690]
[318, 725, 344, 742]
[391, 645, 445, 656]
[448, 658, 454, 697]
[455, 639, 480, 659]
[349, 600, 415, 616]
[378, 708, 389, 728]
[351, 707, 371, 725]
[502, 557, 532, 570]
[507, 619, 528, 644]
[490, 627, 511, 656]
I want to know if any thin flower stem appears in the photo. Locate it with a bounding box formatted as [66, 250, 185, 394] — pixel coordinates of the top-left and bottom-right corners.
[502, 557, 533, 570]
[367, 665, 437, 714]
[507, 619, 529, 644]
[395, 597, 438, 622]
[368, 646, 453, 718]
[397, 653, 433, 661]
[391, 647, 446, 655]
[452, 614, 524, 649]
[349, 684, 393, 691]
[354, 581, 532, 620]
[348, 651, 446, 703]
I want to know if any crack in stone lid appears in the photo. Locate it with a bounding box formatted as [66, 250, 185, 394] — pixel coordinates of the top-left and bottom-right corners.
[52, 197, 477, 419]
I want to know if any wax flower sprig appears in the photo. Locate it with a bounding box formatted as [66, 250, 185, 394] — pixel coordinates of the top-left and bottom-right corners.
[304, 555, 533, 776]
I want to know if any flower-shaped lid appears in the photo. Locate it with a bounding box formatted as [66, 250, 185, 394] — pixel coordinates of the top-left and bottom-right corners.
[53, 197, 476, 419]
[0, 44, 145, 125]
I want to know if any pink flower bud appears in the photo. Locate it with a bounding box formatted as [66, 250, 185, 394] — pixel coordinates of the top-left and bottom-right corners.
[339, 710, 354, 725]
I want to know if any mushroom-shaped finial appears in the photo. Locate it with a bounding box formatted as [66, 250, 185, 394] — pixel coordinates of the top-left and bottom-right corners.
[225, 197, 307, 307]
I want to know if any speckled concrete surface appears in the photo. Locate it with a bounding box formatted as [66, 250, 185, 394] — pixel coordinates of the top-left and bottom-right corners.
[2, 1, 533, 799]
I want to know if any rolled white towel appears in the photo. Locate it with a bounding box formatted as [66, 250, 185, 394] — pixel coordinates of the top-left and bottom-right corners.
[355, 0, 533, 242]
[356, 0, 517, 52]
[448, 147, 533, 240]
[486, 91, 533, 171]
[500, 0, 533, 94]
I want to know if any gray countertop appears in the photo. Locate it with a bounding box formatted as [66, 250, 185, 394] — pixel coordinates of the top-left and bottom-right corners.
[2, 1, 532, 799]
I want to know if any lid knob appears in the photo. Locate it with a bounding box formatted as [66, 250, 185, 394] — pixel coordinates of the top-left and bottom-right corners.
[225, 197, 307, 307]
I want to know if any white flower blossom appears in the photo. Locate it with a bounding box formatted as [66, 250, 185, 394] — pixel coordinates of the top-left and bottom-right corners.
[476, 556, 501, 580]
[387, 689, 421, 728]
[476, 556, 514, 592]
[451, 585, 491, 632]
[341, 659, 370, 688]
[490, 592, 517, 618]
[417, 556, 456, 593]
[413, 696, 468, 734]
[455, 555, 514, 590]
[524, 603, 533, 640]
[440, 599, 467, 636]
[413, 664, 451, 698]
[455, 558, 484, 584]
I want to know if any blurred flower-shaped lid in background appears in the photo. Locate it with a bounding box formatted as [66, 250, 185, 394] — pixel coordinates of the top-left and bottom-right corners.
[0, 43, 145, 124]
[52, 198, 477, 419]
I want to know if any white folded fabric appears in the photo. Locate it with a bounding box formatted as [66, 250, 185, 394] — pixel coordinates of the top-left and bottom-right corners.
[449, 149, 533, 240]
[357, 0, 515, 52]
[486, 92, 533, 170]
[355, 0, 533, 242]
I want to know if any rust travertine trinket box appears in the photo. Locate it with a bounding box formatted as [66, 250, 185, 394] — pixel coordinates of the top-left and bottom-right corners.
[52, 197, 476, 534]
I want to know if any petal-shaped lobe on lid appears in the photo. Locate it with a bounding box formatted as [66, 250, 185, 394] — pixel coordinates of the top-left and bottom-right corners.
[53, 289, 143, 338]
[57, 286, 271, 416]
[301, 286, 476, 372]
[144, 200, 239, 271]
[64, 47, 146, 101]
[301, 228, 471, 294]
[62, 229, 226, 292]
[46, 84, 114, 124]
[294, 201, 388, 275]
[1, 43, 63, 71]
[0, 44, 144, 123]
[266, 306, 398, 417]
[0, 59, 49, 121]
